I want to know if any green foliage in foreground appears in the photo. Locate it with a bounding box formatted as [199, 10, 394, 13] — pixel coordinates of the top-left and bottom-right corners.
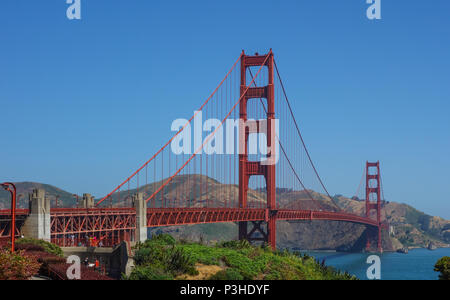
[434, 257, 450, 280]
[126, 234, 356, 280]
[15, 238, 64, 257]
[126, 234, 198, 280]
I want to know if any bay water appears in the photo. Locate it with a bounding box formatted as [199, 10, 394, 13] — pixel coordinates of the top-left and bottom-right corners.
[301, 248, 450, 280]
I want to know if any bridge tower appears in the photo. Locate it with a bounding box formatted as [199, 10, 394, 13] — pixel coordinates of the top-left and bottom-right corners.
[238, 51, 277, 250]
[365, 161, 382, 253]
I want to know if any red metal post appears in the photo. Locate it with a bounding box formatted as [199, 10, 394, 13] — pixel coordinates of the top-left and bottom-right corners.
[1, 182, 17, 252]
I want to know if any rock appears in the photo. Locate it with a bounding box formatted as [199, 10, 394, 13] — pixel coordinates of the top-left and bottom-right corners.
[396, 247, 409, 254]
[427, 242, 437, 251]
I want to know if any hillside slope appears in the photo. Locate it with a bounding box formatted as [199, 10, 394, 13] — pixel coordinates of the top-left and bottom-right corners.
[0, 182, 78, 209]
[127, 234, 356, 280]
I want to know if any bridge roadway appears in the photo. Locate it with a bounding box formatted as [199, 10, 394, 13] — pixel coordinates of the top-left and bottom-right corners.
[0, 207, 378, 241]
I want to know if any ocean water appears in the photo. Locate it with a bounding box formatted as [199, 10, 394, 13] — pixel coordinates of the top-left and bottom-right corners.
[301, 248, 450, 280]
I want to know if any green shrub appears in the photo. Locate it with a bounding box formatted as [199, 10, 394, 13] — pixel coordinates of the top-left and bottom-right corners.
[209, 268, 244, 280]
[128, 234, 356, 280]
[434, 257, 450, 280]
[219, 240, 252, 250]
[165, 247, 198, 276]
[129, 234, 197, 279]
[133, 247, 159, 266]
[149, 234, 176, 246]
[15, 238, 63, 257]
[14, 243, 45, 252]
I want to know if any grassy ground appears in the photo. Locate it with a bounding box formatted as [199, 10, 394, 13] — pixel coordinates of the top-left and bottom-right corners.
[125, 235, 356, 280]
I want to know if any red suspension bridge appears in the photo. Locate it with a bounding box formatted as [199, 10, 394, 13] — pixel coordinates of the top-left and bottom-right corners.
[1, 51, 385, 252]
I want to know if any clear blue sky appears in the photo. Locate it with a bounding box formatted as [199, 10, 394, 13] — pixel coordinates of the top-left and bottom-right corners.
[1, 1, 449, 218]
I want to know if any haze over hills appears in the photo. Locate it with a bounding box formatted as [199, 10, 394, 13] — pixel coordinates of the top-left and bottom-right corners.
[1, 177, 449, 251]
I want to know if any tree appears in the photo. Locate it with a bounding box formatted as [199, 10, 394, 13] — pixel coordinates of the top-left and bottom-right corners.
[434, 257, 450, 280]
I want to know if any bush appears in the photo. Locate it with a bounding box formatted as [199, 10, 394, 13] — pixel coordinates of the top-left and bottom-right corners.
[148, 234, 176, 246]
[165, 247, 198, 276]
[15, 244, 45, 253]
[0, 249, 40, 280]
[434, 257, 450, 280]
[219, 240, 252, 250]
[128, 234, 197, 279]
[129, 235, 357, 280]
[133, 247, 156, 266]
[209, 268, 244, 280]
[15, 238, 63, 257]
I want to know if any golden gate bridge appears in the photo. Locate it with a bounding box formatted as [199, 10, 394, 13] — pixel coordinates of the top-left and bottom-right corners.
[0, 51, 385, 252]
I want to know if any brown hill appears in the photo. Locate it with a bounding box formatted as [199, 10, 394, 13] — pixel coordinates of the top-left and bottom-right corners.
[0, 182, 78, 209]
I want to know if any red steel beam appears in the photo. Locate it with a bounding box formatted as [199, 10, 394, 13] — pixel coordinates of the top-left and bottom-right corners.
[1, 182, 17, 252]
[0, 207, 380, 247]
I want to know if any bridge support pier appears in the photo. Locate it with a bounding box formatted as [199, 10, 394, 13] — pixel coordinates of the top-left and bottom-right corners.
[239, 220, 276, 249]
[365, 225, 382, 253]
[133, 193, 147, 243]
[82, 194, 95, 208]
[238, 222, 248, 241]
[22, 189, 50, 242]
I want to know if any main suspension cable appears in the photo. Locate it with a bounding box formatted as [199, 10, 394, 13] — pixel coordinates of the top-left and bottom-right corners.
[274, 59, 341, 211]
